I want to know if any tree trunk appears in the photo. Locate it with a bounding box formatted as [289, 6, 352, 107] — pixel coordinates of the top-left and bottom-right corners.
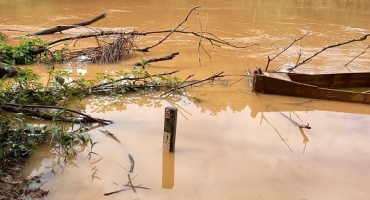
[0, 63, 18, 77]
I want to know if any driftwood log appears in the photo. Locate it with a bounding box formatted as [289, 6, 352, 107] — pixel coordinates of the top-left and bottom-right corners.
[27, 13, 106, 36]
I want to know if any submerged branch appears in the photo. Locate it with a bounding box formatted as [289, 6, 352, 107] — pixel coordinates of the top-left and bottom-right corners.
[132, 52, 179, 66]
[1, 103, 113, 125]
[161, 71, 225, 98]
[345, 45, 370, 67]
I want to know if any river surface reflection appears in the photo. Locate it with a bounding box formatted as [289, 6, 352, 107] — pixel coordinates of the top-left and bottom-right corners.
[1, 0, 370, 199]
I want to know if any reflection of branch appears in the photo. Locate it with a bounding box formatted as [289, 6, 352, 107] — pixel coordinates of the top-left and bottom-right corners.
[128, 154, 135, 173]
[277, 111, 311, 129]
[266, 106, 311, 129]
[169, 101, 192, 121]
[290, 33, 370, 72]
[299, 128, 309, 154]
[260, 112, 293, 153]
[139, 29, 258, 49]
[345, 45, 370, 67]
[265, 32, 309, 71]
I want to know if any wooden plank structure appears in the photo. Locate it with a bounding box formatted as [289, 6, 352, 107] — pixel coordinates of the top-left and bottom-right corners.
[252, 70, 370, 104]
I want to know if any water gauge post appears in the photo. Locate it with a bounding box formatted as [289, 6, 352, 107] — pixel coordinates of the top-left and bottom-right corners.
[163, 107, 178, 152]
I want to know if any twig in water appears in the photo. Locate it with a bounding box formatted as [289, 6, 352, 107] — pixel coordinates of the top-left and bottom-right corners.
[123, 185, 150, 190]
[295, 45, 304, 66]
[104, 185, 151, 196]
[265, 32, 309, 71]
[37, 181, 47, 189]
[99, 130, 121, 143]
[128, 154, 135, 173]
[228, 75, 247, 87]
[345, 45, 370, 67]
[139, 6, 206, 52]
[161, 71, 224, 98]
[127, 174, 136, 193]
[104, 188, 130, 196]
[90, 168, 98, 182]
[290, 33, 370, 71]
[161, 74, 194, 98]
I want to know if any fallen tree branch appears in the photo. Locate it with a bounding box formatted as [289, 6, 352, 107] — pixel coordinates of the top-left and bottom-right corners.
[104, 188, 130, 196]
[28, 13, 106, 36]
[1, 103, 113, 125]
[132, 52, 179, 66]
[265, 32, 309, 71]
[289, 33, 370, 72]
[161, 74, 194, 98]
[138, 6, 205, 52]
[47, 29, 255, 50]
[90, 70, 179, 91]
[345, 45, 370, 67]
[160, 71, 224, 98]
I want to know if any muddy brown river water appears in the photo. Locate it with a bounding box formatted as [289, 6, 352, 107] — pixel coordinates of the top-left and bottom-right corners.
[1, 0, 370, 199]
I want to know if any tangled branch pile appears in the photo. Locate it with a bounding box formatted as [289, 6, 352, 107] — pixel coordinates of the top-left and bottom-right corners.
[62, 31, 137, 64]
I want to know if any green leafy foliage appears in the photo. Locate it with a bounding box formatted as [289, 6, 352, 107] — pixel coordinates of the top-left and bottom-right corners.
[0, 37, 44, 64]
[0, 114, 45, 166]
[0, 59, 184, 168]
